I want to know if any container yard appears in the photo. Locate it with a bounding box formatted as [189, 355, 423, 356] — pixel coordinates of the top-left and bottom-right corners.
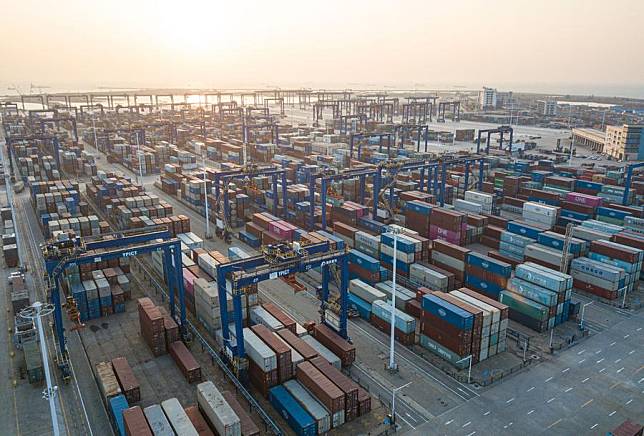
[1, 85, 643, 436]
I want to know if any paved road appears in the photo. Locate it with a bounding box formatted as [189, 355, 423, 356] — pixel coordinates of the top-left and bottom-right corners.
[408, 311, 644, 436]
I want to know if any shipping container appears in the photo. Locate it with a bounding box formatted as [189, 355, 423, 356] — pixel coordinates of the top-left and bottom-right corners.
[184, 406, 216, 436]
[143, 404, 175, 436]
[269, 385, 316, 436]
[161, 398, 199, 436]
[123, 406, 153, 436]
[197, 381, 242, 436]
[284, 379, 332, 434]
[296, 361, 346, 413]
[221, 392, 260, 436]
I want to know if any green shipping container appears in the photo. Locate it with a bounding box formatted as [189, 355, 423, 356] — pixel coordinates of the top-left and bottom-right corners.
[499, 290, 549, 321]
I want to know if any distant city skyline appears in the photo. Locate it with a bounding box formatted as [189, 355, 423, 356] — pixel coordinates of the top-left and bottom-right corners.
[2, 0, 643, 99]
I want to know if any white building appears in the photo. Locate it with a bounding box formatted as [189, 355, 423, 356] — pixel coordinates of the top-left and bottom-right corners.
[479, 87, 497, 110]
[537, 100, 557, 116]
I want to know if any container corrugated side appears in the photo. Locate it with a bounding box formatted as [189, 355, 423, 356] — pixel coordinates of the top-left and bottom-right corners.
[197, 381, 241, 436]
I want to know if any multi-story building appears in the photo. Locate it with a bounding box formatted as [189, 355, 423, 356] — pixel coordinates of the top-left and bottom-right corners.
[604, 124, 644, 161]
[572, 128, 606, 152]
[479, 87, 497, 109]
[537, 100, 557, 116]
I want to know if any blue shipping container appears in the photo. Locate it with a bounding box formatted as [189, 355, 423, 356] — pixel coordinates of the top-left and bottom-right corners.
[464, 274, 505, 298]
[515, 264, 568, 293]
[466, 252, 512, 277]
[508, 277, 558, 307]
[109, 394, 129, 436]
[349, 250, 380, 272]
[597, 207, 632, 221]
[269, 386, 317, 436]
[381, 233, 416, 253]
[348, 293, 372, 320]
[421, 294, 473, 330]
[507, 221, 544, 240]
[378, 253, 412, 274]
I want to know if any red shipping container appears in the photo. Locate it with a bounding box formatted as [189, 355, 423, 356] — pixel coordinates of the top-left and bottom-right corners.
[262, 303, 296, 333]
[276, 328, 319, 361]
[123, 406, 153, 436]
[169, 341, 202, 383]
[184, 406, 215, 436]
[111, 357, 140, 404]
[296, 361, 346, 413]
[221, 392, 261, 436]
[313, 324, 356, 367]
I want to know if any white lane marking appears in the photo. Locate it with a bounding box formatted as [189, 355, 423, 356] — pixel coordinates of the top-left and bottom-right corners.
[597, 358, 605, 364]
[629, 350, 635, 355]
[483, 411, 491, 416]
[610, 341, 616, 346]
[506, 397, 515, 404]
[617, 367, 625, 373]
[466, 432, 476, 436]
[462, 421, 471, 428]
[599, 368, 606, 373]
[547, 397, 556, 403]
[615, 358, 621, 363]
[562, 368, 570, 373]
[637, 327, 642, 332]
[591, 424, 598, 429]
[624, 334, 630, 339]
[577, 349, 586, 355]
[546, 376, 553, 382]
[579, 359, 586, 364]
[445, 419, 454, 425]
[527, 386, 536, 392]
[547, 419, 562, 429]
[582, 377, 590, 383]
[609, 411, 617, 417]
[626, 399, 633, 405]
[582, 399, 594, 408]
[565, 387, 573, 393]
[527, 409, 535, 415]
[596, 350, 602, 354]
[639, 378, 644, 384]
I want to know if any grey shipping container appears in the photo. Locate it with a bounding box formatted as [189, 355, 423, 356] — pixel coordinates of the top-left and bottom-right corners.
[143, 404, 175, 436]
[284, 379, 332, 434]
[301, 335, 341, 369]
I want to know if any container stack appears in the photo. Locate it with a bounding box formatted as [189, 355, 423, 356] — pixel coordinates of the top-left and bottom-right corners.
[503, 262, 573, 331]
[403, 200, 432, 235]
[244, 327, 279, 396]
[369, 299, 416, 345]
[450, 288, 509, 359]
[379, 232, 418, 279]
[582, 240, 643, 299]
[348, 249, 381, 284]
[269, 385, 317, 436]
[410, 262, 454, 292]
[429, 208, 466, 245]
[296, 361, 346, 427]
[111, 357, 141, 404]
[251, 324, 293, 383]
[419, 292, 474, 369]
[311, 323, 355, 367]
[464, 252, 512, 300]
[137, 298, 166, 356]
[431, 240, 469, 286]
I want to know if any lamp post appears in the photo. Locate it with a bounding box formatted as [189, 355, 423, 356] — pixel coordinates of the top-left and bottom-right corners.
[579, 301, 593, 330]
[456, 355, 473, 384]
[135, 131, 143, 184]
[390, 381, 412, 427]
[387, 226, 403, 372]
[202, 155, 211, 239]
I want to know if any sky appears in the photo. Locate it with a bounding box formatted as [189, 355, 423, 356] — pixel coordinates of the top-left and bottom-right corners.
[1, 0, 643, 97]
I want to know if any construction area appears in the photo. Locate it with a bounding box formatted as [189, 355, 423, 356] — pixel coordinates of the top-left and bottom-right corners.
[0, 89, 643, 436]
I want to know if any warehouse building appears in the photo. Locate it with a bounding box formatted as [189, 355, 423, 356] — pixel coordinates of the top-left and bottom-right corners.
[571, 127, 606, 152]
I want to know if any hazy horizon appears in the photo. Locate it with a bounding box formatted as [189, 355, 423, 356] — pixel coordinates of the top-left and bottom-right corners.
[2, 0, 643, 99]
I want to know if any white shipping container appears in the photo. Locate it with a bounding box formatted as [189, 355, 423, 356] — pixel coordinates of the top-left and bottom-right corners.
[349, 279, 386, 303]
[161, 398, 199, 436]
[243, 327, 277, 371]
[197, 381, 242, 436]
[464, 190, 494, 205]
[300, 335, 342, 369]
[250, 306, 284, 331]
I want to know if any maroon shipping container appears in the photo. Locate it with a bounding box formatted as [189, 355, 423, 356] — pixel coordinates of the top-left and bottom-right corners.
[436, 293, 483, 363]
[421, 261, 457, 289]
[248, 359, 278, 397]
[370, 314, 416, 346]
[416, 287, 431, 302]
[573, 279, 617, 300]
[276, 328, 318, 361]
[357, 387, 371, 416]
[169, 341, 202, 383]
[483, 225, 504, 239]
[137, 299, 165, 356]
[334, 222, 358, 238]
[221, 391, 261, 436]
[123, 406, 153, 436]
[296, 361, 346, 413]
[591, 240, 641, 263]
[309, 356, 359, 421]
[610, 419, 644, 436]
[184, 405, 215, 436]
[432, 240, 470, 261]
[482, 214, 509, 229]
[487, 250, 522, 268]
[560, 200, 596, 215]
[612, 232, 644, 251]
[111, 357, 140, 403]
[348, 262, 380, 284]
[250, 324, 292, 383]
[421, 320, 471, 356]
[158, 306, 180, 349]
[405, 299, 422, 319]
[466, 264, 509, 288]
[313, 324, 356, 367]
[430, 208, 464, 232]
[458, 288, 509, 319]
[262, 303, 296, 333]
[481, 236, 500, 250]
[524, 255, 559, 272]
